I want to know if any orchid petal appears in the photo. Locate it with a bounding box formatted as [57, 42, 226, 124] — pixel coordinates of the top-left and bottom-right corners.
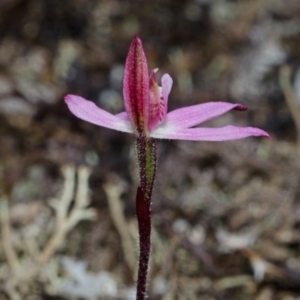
[151, 125, 269, 141]
[116, 111, 129, 121]
[161, 74, 173, 116]
[163, 102, 247, 130]
[65, 95, 133, 133]
[148, 70, 165, 132]
[123, 36, 149, 134]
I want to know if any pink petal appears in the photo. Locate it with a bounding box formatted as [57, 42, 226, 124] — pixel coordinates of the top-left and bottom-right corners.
[148, 70, 165, 132]
[151, 125, 270, 141]
[163, 102, 247, 130]
[123, 36, 149, 134]
[161, 74, 173, 116]
[115, 111, 129, 120]
[65, 95, 133, 133]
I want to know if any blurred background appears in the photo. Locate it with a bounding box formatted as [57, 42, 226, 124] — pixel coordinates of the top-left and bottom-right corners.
[0, 0, 300, 299]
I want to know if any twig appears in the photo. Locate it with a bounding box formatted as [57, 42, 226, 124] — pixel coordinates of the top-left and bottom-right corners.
[39, 165, 76, 264]
[103, 178, 136, 276]
[66, 166, 96, 231]
[279, 65, 300, 146]
[4, 165, 96, 292]
[40, 165, 96, 264]
[0, 197, 21, 299]
[0, 197, 20, 275]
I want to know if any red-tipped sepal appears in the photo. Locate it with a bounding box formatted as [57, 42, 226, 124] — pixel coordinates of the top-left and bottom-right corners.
[123, 36, 150, 136]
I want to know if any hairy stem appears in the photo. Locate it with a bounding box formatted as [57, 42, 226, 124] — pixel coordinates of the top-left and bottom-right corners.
[135, 186, 151, 300]
[135, 137, 157, 300]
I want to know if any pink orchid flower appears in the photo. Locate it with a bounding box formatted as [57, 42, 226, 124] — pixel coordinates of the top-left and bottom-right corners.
[65, 36, 269, 141]
[64, 36, 269, 300]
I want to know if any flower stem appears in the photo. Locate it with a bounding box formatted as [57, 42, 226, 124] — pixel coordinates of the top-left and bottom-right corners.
[135, 137, 157, 300]
[135, 186, 151, 300]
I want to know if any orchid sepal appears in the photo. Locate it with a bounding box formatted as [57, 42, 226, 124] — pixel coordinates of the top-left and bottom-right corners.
[65, 95, 269, 141]
[123, 36, 150, 136]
